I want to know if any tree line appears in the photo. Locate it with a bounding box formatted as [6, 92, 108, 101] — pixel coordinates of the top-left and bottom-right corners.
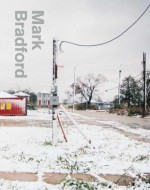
[66, 73, 150, 115]
[114, 75, 150, 115]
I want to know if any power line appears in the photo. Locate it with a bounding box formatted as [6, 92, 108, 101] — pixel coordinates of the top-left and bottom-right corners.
[133, 72, 142, 79]
[105, 86, 118, 92]
[59, 4, 150, 52]
[104, 73, 143, 92]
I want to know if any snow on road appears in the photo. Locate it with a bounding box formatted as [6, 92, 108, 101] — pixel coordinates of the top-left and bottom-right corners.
[95, 121, 150, 139]
[0, 109, 149, 189]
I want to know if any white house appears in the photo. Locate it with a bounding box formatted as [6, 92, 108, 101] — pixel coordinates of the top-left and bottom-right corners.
[37, 91, 51, 107]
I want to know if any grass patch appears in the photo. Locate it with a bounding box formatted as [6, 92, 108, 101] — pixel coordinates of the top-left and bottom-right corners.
[43, 140, 52, 146]
[134, 155, 149, 161]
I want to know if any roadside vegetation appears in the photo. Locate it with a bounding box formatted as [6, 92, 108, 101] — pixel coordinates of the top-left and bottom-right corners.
[66, 73, 150, 117]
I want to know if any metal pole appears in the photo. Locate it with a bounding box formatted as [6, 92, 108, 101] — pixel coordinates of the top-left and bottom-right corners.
[60, 105, 91, 144]
[52, 39, 58, 145]
[73, 66, 76, 113]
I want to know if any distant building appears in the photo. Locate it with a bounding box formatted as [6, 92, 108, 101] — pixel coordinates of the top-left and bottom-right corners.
[83, 100, 114, 110]
[97, 102, 114, 110]
[0, 91, 27, 116]
[37, 91, 51, 107]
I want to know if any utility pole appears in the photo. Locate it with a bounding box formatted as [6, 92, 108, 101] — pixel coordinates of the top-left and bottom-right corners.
[73, 66, 76, 113]
[127, 77, 130, 108]
[51, 39, 59, 145]
[142, 52, 147, 117]
[118, 70, 122, 105]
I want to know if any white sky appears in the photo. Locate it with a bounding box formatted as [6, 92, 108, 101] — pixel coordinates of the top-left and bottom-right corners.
[0, 0, 150, 101]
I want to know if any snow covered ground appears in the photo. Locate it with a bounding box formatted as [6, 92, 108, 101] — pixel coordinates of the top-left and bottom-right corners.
[97, 120, 150, 139]
[0, 108, 149, 189]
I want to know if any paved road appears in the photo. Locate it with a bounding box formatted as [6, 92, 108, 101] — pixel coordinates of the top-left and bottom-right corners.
[71, 110, 150, 129]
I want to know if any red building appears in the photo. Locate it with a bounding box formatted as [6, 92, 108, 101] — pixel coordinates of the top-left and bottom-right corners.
[14, 92, 30, 115]
[0, 91, 27, 116]
[14, 92, 30, 103]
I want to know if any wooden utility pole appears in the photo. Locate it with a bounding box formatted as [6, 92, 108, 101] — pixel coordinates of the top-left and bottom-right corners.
[73, 66, 76, 113]
[118, 70, 122, 105]
[142, 52, 147, 117]
[127, 77, 130, 108]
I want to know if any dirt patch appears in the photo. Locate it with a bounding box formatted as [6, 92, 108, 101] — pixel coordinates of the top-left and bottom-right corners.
[99, 174, 135, 186]
[43, 173, 67, 184]
[0, 171, 149, 186]
[43, 173, 95, 185]
[0, 120, 51, 128]
[0, 172, 38, 182]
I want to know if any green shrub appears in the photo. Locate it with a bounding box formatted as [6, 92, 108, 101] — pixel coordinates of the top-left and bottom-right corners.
[128, 106, 142, 116]
[75, 103, 86, 110]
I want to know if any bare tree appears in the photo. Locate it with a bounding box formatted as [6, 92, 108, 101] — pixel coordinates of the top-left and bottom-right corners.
[6, 89, 16, 94]
[72, 73, 106, 106]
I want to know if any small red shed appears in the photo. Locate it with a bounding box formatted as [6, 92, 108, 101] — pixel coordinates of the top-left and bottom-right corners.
[14, 92, 30, 103]
[14, 92, 30, 116]
[0, 91, 26, 116]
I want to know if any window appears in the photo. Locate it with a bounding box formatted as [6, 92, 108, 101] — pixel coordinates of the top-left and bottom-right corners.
[0, 103, 5, 110]
[6, 102, 11, 110]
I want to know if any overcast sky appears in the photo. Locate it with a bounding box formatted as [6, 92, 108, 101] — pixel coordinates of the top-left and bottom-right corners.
[0, 0, 150, 101]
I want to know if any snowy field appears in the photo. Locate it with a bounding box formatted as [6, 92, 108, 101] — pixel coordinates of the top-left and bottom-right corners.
[0, 109, 149, 189]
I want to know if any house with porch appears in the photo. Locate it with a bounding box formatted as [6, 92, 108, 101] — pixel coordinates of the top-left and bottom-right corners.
[37, 91, 51, 107]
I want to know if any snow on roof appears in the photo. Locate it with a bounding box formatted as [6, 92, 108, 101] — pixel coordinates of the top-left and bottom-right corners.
[14, 92, 30, 97]
[38, 90, 50, 94]
[0, 91, 17, 98]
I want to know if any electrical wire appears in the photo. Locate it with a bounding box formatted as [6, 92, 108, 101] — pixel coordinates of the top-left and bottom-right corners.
[105, 86, 118, 92]
[104, 72, 143, 92]
[59, 4, 150, 52]
[133, 72, 142, 79]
